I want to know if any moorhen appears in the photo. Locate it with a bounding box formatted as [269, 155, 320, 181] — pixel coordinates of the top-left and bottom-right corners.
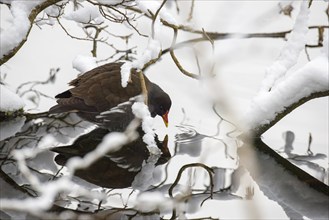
[49, 62, 171, 129]
[52, 127, 171, 188]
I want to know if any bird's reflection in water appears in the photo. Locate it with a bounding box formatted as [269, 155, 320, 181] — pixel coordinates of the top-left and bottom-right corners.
[52, 127, 171, 189]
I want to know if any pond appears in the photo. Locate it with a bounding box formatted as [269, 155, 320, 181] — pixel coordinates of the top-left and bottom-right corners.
[1, 110, 328, 219]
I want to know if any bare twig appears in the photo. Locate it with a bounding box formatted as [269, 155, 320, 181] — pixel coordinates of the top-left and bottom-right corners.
[170, 28, 200, 79]
[151, 0, 168, 38]
[138, 70, 148, 105]
[168, 163, 214, 220]
[187, 0, 195, 22]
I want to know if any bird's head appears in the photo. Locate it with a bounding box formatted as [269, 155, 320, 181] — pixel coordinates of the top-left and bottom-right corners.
[148, 84, 172, 127]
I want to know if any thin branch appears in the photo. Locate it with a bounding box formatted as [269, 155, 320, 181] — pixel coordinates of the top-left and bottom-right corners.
[56, 18, 93, 41]
[168, 163, 214, 220]
[162, 25, 329, 55]
[84, 25, 107, 57]
[138, 70, 148, 105]
[187, 0, 195, 22]
[151, 0, 168, 38]
[170, 28, 200, 79]
[168, 163, 214, 198]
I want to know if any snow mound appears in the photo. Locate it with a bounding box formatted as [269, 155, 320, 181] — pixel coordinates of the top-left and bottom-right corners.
[0, 85, 25, 112]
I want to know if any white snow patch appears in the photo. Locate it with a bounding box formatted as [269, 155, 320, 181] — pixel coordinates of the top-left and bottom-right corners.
[72, 55, 97, 73]
[243, 1, 329, 130]
[96, 0, 125, 5]
[0, 85, 25, 112]
[131, 154, 160, 190]
[64, 1, 104, 24]
[120, 39, 161, 87]
[259, 1, 309, 94]
[120, 62, 133, 88]
[0, 0, 45, 59]
[134, 191, 173, 213]
[245, 55, 329, 129]
[132, 101, 161, 155]
[136, 0, 178, 25]
[66, 132, 134, 174]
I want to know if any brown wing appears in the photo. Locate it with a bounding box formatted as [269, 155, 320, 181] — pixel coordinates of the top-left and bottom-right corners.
[70, 67, 142, 112]
[69, 62, 123, 87]
[49, 62, 147, 115]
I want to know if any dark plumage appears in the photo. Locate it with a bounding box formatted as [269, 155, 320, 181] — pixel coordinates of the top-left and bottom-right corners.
[52, 127, 171, 188]
[49, 63, 171, 128]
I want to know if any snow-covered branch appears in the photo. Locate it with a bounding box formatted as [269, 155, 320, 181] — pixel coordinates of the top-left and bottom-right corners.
[0, 0, 62, 65]
[246, 53, 329, 136]
[244, 1, 329, 137]
[259, 1, 310, 94]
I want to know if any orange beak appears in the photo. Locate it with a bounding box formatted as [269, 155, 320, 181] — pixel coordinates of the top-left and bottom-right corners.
[161, 111, 169, 127]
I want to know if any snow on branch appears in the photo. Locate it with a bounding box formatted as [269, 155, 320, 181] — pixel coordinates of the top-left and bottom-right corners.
[0, 135, 105, 215]
[120, 0, 177, 87]
[66, 128, 137, 174]
[136, 0, 177, 26]
[0, 0, 62, 65]
[259, 1, 310, 94]
[245, 49, 329, 136]
[0, 85, 25, 112]
[132, 100, 161, 155]
[120, 38, 161, 87]
[243, 1, 329, 136]
[0, 118, 141, 215]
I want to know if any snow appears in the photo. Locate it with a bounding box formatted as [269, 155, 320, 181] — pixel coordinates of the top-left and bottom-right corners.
[72, 55, 97, 73]
[0, 177, 104, 214]
[246, 55, 329, 130]
[120, 62, 133, 88]
[132, 101, 161, 154]
[0, 85, 25, 112]
[0, 0, 45, 59]
[131, 154, 161, 190]
[96, 0, 125, 5]
[136, 0, 178, 26]
[244, 1, 329, 130]
[0, 0, 328, 219]
[120, 39, 161, 87]
[66, 132, 131, 174]
[64, 1, 104, 24]
[134, 191, 173, 213]
[259, 1, 309, 94]
[0, 135, 106, 214]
